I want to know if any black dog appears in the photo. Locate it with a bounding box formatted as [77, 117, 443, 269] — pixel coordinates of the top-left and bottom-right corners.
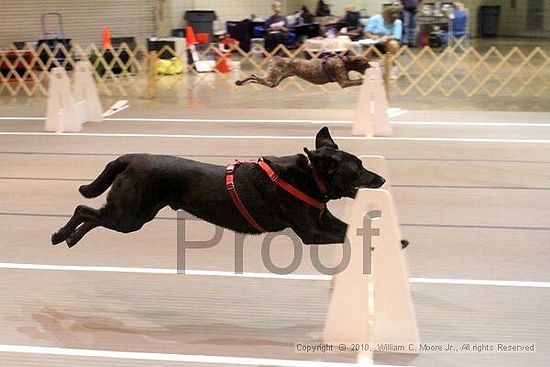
[52, 128, 406, 248]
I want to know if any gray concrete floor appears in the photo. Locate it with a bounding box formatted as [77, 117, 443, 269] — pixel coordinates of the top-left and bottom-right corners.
[0, 103, 549, 366]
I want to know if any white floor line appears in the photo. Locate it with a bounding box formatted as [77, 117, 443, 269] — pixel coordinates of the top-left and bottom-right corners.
[0, 263, 548, 288]
[409, 277, 550, 288]
[1, 115, 550, 127]
[1, 131, 549, 144]
[0, 116, 352, 124]
[0, 117, 45, 121]
[107, 118, 353, 124]
[0, 344, 393, 367]
[393, 121, 550, 127]
[0, 111, 406, 124]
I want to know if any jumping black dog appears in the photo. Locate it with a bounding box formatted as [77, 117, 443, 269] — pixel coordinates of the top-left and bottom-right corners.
[52, 127, 407, 248]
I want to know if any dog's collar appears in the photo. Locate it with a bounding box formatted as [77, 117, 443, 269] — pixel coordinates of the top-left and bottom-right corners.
[257, 157, 327, 209]
[305, 156, 328, 196]
[321, 53, 350, 82]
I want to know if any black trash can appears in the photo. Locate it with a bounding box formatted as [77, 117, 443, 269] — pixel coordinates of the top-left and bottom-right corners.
[479, 5, 500, 37]
[184, 10, 217, 40]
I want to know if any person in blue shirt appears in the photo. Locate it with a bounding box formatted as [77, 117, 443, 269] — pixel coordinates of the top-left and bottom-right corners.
[363, 5, 403, 55]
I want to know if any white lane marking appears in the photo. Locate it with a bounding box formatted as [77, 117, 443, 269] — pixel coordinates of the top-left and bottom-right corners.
[1, 116, 550, 127]
[0, 263, 548, 288]
[0, 111, 405, 124]
[409, 277, 550, 288]
[108, 117, 354, 124]
[0, 344, 392, 367]
[393, 121, 550, 127]
[0, 131, 549, 144]
[0, 263, 329, 280]
[0, 117, 45, 121]
[0, 116, 350, 124]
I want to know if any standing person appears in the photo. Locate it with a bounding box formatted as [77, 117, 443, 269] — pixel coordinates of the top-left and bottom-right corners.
[264, 1, 289, 53]
[401, 0, 421, 46]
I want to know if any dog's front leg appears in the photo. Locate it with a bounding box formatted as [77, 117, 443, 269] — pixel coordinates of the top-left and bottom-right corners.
[337, 77, 363, 88]
[292, 210, 348, 245]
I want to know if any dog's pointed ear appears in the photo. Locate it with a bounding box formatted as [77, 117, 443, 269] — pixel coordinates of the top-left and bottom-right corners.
[303, 147, 324, 165]
[315, 127, 339, 150]
[303, 147, 315, 160]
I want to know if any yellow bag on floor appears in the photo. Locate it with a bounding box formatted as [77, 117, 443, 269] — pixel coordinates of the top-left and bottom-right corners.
[157, 57, 184, 75]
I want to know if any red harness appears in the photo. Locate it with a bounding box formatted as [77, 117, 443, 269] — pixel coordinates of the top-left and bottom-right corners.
[225, 158, 327, 232]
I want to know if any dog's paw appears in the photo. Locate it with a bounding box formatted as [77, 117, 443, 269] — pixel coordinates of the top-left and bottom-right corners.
[51, 232, 64, 246]
[65, 237, 77, 248]
[401, 239, 410, 249]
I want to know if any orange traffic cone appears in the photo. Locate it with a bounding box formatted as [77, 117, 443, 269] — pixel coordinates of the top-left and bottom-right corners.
[103, 26, 112, 48]
[216, 52, 231, 73]
[185, 26, 197, 46]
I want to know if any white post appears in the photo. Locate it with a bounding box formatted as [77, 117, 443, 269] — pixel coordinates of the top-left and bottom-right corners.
[74, 61, 103, 123]
[324, 188, 374, 344]
[45, 67, 82, 132]
[352, 62, 392, 137]
[369, 189, 419, 346]
[324, 187, 419, 351]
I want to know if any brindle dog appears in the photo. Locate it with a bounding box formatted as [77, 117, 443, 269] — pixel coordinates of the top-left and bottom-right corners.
[236, 54, 371, 89]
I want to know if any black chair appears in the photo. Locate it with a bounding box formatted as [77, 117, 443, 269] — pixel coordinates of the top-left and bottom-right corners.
[147, 39, 178, 60]
[344, 11, 361, 30]
[184, 10, 217, 40]
[171, 28, 185, 38]
[226, 19, 253, 52]
[111, 37, 136, 50]
[291, 23, 321, 42]
[37, 38, 72, 70]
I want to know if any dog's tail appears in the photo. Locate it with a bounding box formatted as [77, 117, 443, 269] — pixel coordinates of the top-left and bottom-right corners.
[79, 156, 131, 198]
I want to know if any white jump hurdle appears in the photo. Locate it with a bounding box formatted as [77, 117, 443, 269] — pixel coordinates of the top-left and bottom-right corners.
[324, 155, 419, 355]
[45, 61, 103, 132]
[352, 62, 393, 137]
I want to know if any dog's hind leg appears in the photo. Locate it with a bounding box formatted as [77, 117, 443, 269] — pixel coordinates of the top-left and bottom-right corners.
[235, 74, 262, 86]
[252, 71, 292, 88]
[66, 222, 99, 248]
[51, 205, 101, 245]
[79, 156, 131, 198]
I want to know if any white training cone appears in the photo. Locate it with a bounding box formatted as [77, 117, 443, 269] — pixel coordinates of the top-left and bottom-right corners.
[45, 67, 82, 132]
[352, 62, 392, 137]
[73, 61, 103, 122]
